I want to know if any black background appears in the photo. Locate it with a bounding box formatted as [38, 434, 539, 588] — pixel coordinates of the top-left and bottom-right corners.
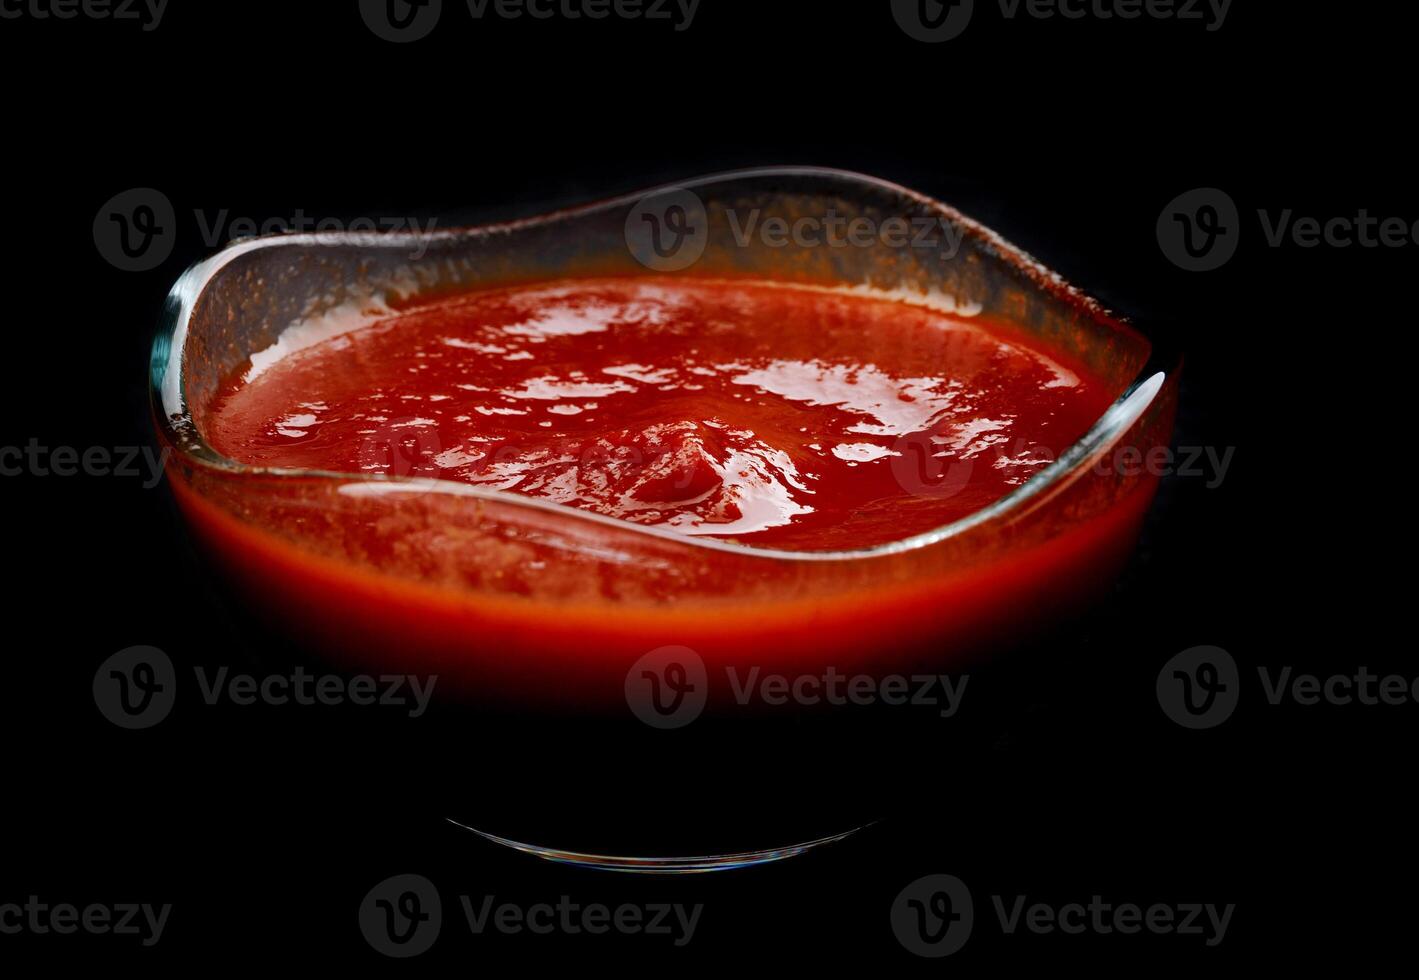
[2, 0, 1409, 969]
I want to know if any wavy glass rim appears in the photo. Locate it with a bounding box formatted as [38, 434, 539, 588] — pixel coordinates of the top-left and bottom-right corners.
[151, 167, 1175, 564]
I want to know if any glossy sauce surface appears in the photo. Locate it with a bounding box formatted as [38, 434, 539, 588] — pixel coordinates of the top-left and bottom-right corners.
[206, 277, 1115, 551]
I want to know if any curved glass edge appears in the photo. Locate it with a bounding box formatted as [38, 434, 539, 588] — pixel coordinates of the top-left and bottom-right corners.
[446, 818, 863, 874]
[149, 166, 1180, 565]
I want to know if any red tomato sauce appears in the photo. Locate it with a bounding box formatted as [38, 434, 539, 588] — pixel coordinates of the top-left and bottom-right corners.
[205, 277, 1114, 552]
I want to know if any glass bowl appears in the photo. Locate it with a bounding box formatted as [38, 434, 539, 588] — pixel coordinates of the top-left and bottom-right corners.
[151, 168, 1177, 869]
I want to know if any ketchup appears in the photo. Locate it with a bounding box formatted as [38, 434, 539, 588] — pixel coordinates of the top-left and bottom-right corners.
[207, 277, 1113, 552]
